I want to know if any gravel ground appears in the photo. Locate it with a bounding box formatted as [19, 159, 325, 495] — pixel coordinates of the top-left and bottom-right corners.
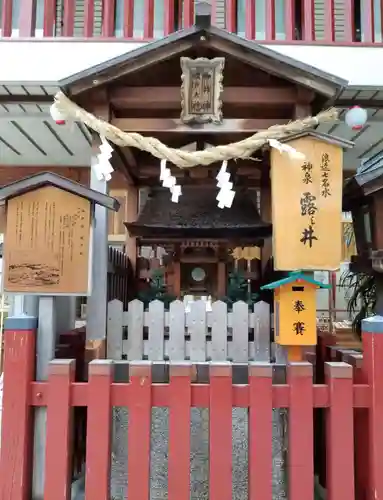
[109, 407, 287, 500]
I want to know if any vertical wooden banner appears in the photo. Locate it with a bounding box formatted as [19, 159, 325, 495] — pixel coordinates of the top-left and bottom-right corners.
[271, 134, 348, 271]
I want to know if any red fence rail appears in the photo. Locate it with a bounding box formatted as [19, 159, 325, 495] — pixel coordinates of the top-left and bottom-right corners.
[1, 0, 382, 44]
[1, 319, 383, 499]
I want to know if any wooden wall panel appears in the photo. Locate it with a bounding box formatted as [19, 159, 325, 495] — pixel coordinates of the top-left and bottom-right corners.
[0, 166, 90, 187]
[108, 189, 128, 237]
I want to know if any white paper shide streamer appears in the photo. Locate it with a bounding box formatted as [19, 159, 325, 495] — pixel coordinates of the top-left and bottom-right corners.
[268, 139, 306, 161]
[50, 100, 114, 182]
[216, 160, 235, 209]
[92, 136, 114, 182]
[160, 159, 182, 203]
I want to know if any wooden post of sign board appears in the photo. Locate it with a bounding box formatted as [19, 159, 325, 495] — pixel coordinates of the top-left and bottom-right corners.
[287, 345, 303, 362]
[32, 295, 57, 499]
[86, 159, 109, 348]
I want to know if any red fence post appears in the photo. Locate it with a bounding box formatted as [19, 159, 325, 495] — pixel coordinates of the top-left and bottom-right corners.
[344, 352, 368, 500]
[325, 361, 354, 500]
[85, 360, 114, 500]
[248, 362, 273, 500]
[127, 361, 152, 500]
[168, 362, 192, 500]
[362, 316, 383, 500]
[0, 315, 37, 500]
[288, 362, 314, 500]
[209, 362, 232, 500]
[44, 359, 75, 500]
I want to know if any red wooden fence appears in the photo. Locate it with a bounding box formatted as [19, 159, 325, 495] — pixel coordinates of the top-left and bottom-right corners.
[0, 320, 383, 499]
[1, 0, 381, 45]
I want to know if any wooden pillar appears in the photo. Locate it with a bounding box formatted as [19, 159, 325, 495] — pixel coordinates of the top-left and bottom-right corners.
[55, 296, 76, 334]
[217, 245, 226, 298]
[173, 245, 181, 298]
[294, 88, 313, 120]
[260, 166, 272, 275]
[173, 264, 181, 298]
[217, 262, 226, 298]
[85, 96, 111, 348]
[87, 165, 108, 344]
[86, 131, 109, 347]
[125, 184, 138, 273]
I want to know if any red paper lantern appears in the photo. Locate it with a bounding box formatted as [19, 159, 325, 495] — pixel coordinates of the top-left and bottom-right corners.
[50, 103, 66, 125]
[345, 106, 367, 130]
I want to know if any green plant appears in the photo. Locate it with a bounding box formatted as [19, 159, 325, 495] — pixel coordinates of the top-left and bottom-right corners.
[343, 220, 355, 249]
[223, 270, 258, 306]
[339, 270, 376, 337]
[138, 269, 176, 307]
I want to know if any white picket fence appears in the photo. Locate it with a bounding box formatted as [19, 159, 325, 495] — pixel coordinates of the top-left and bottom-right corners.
[107, 299, 271, 362]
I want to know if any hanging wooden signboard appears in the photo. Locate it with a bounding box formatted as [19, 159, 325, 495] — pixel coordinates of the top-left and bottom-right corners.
[3, 186, 92, 295]
[271, 132, 353, 271]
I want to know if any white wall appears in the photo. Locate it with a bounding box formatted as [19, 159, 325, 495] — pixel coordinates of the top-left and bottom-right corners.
[1, 42, 383, 87]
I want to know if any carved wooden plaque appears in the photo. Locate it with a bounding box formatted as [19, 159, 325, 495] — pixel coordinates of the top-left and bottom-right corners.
[3, 186, 91, 295]
[180, 57, 224, 124]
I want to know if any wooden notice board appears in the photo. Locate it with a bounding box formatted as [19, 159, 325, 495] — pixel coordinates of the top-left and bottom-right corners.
[3, 186, 91, 295]
[271, 136, 343, 271]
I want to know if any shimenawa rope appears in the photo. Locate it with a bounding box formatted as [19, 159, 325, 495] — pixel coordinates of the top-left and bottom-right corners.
[54, 91, 338, 169]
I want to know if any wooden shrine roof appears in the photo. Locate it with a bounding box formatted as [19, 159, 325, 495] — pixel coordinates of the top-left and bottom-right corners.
[60, 13, 347, 100]
[126, 187, 271, 240]
[343, 153, 383, 209]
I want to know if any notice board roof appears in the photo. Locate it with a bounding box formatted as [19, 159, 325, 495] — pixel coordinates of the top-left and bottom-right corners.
[260, 271, 331, 290]
[0, 171, 120, 212]
[278, 130, 354, 149]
